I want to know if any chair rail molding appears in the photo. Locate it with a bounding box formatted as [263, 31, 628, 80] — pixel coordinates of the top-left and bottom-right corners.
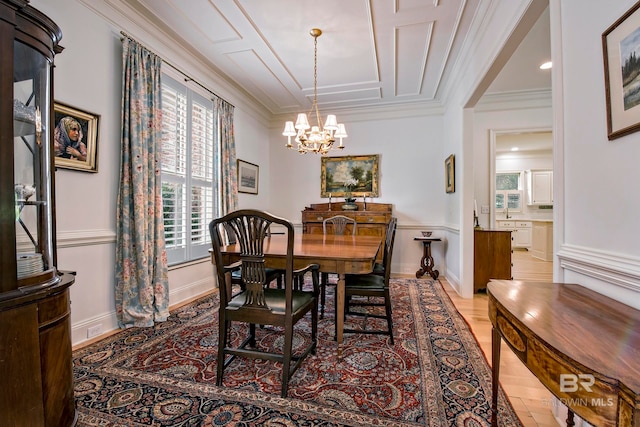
[57, 229, 117, 248]
[557, 244, 640, 292]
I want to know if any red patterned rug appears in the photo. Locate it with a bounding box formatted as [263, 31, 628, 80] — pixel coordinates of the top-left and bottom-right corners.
[73, 278, 522, 426]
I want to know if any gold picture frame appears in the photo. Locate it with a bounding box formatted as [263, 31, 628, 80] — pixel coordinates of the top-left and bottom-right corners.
[53, 102, 99, 172]
[602, 1, 640, 140]
[445, 154, 455, 193]
[320, 154, 379, 198]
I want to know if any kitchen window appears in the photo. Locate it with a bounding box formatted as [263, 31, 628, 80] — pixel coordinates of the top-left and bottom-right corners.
[496, 172, 522, 212]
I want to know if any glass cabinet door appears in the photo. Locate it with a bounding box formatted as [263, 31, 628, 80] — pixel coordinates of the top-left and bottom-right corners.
[13, 40, 54, 281]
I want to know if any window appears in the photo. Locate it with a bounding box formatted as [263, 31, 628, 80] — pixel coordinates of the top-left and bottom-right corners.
[161, 74, 220, 265]
[495, 172, 522, 212]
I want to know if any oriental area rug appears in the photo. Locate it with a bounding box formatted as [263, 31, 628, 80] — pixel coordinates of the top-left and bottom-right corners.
[73, 278, 522, 426]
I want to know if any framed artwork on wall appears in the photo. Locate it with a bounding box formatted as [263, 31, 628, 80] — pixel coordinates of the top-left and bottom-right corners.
[602, 1, 640, 140]
[445, 154, 455, 193]
[53, 102, 99, 172]
[320, 154, 379, 198]
[237, 159, 259, 194]
[444, 154, 456, 193]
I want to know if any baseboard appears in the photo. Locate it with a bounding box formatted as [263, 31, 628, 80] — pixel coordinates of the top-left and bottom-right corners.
[72, 277, 215, 348]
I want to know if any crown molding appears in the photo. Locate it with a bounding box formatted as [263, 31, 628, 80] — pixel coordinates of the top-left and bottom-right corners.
[76, 0, 273, 126]
[475, 89, 552, 111]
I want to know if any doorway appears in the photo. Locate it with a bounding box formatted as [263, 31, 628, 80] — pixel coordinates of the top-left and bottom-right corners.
[490, 129, 553, 281]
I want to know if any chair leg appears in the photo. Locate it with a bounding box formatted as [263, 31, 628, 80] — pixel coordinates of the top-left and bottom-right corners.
[320, 272, 328, 318]
[216, 318, 228, 386]
[281, 325, 294, 398]
[311, 273, 319, 354]
[385, 289, 394, 345]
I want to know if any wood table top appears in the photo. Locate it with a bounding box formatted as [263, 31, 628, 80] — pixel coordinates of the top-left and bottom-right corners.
[220, 233, 382, 262]
[488, 280, 640, 395]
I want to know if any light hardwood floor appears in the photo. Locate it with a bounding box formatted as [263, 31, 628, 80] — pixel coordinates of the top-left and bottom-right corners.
[442, 249, 559, 427]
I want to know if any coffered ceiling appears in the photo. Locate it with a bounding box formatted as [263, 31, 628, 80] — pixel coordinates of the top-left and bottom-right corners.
[117, 0, 551, 115]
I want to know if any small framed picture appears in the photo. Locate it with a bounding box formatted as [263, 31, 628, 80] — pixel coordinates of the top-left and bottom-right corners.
[445, 154, 455, 193]
[602, 1, 640, 139]
[237, 159, 259, 194]
[53, 102, 99, 172]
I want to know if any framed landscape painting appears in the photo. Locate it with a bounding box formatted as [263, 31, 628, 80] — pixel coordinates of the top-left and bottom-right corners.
[320, 154, 379, 198]
[602, 1, 640, 139]
[237, 159, 259, 194]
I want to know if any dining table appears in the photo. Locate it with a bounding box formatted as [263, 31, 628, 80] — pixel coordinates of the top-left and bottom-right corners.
[212, 233, 382, 359]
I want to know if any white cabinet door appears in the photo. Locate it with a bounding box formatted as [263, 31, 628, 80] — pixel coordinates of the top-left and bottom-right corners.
[513, 221, 531, 248]
[527, 170, 553, 205]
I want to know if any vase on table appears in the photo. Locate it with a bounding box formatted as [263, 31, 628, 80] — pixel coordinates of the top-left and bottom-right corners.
[342, 193, 358, 211]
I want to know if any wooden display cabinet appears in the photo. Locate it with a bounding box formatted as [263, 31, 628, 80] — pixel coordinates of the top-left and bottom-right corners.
[473, 229, 512, 293]
[0, 1, 76, 426]
[301, 202, 392, 263]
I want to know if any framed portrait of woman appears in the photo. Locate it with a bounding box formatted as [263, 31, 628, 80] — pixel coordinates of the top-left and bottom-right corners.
[53, 102, 99, 172]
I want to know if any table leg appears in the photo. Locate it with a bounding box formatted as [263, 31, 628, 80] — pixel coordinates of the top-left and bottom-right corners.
[415, 241, 439, 279]
[491, 326, 501, 427]
[566, 409, 575, 427]
[336, 273, 345, 360]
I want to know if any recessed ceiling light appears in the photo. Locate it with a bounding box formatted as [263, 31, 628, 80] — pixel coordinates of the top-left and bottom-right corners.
[511, 147, 519, 151]
[540, 61, 552, 70]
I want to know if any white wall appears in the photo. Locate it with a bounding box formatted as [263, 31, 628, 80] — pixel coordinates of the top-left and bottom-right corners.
[268, 112, 448, 277]
[438, 0, 541, 297]
[31, 0, 273, 346]
[555, 0, 640, 307]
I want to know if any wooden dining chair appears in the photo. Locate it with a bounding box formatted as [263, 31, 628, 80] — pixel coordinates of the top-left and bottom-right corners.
[209, 210, 320, 398]
[320, 215, 357, 318]
[221, 222, 283, 290]
[373, 217, 398, 276]
[341, 215, 397, 344]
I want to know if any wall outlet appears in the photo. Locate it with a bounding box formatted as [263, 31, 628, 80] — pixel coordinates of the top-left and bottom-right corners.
[87, 324, 103, 339]
[481, 205, 490, 214]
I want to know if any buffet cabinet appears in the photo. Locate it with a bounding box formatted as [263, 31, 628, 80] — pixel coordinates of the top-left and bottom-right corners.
[301, 202, 393, 263]
[473, 230, 512, 293]
[0, 1, 76, 426]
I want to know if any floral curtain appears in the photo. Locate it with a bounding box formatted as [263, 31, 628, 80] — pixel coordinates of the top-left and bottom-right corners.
[115, 37, 169, 328]
[214, 96, 238, 214]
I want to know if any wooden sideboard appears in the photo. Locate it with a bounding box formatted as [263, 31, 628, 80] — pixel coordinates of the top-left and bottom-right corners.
[301, 202, 392, 263]
[474, 230, 512, 293]
[488, 280, 640, 427]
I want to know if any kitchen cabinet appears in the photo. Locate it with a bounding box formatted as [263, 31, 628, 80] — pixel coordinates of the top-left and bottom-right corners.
[531, 221, 553, 261]
[496, 220, 531, 249]
[526, 170, 553, 205]
[474, 230, 512, 293]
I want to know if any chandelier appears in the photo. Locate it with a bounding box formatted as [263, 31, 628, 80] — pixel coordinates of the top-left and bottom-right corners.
[283, 28, 347, 155]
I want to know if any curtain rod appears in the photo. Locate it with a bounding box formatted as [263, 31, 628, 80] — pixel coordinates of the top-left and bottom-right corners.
[119, 31, 234, 107]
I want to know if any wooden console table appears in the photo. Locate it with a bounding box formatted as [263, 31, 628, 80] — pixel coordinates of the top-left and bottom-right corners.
[414, 236, 440, 279]
[301, 202, 392, 263]
[488, 280, 640, 427]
